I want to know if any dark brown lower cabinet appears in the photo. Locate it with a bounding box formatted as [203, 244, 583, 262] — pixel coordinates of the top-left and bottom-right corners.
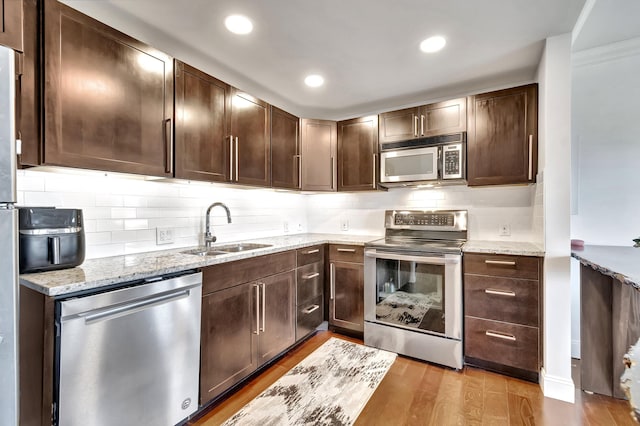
[199, 252, 296, 406]
[329, 245, 364, 333]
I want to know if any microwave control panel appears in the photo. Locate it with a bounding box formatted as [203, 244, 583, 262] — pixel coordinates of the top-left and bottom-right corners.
[442, 143, 463, 179]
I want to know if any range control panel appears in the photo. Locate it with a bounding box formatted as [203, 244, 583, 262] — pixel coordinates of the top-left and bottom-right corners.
[394, 212, 454, 227]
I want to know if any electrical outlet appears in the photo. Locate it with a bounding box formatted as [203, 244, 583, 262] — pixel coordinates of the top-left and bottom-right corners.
[499, 224, 511, 236]
[156, 227, 175, 245]
[283, 222, 289, 233]
[297, 223, 303, 231]
[341, 219, 349, 231]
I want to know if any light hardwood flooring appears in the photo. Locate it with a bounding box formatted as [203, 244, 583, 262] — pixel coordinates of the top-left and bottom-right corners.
[191, 331, 636, 425]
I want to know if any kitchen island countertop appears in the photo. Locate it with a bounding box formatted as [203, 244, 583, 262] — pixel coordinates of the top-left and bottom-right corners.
[572, 245, 640, 289]
[19, 233, 381, 297]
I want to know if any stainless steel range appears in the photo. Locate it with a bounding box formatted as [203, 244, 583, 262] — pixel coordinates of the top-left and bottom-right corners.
[364, 209, 467, 369]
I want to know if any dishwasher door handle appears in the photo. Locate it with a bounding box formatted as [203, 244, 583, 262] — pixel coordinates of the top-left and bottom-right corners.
[81, 289, 191, 325]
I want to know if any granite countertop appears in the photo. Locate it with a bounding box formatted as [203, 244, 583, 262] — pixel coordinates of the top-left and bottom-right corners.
[19, 233, 381, 297]
[572, 245, 640, 289]
[462, 240, 545, 257]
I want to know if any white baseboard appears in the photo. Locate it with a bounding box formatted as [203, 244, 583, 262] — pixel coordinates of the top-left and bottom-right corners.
[540, 368, 575, 403]
[571, 340, 581, 359]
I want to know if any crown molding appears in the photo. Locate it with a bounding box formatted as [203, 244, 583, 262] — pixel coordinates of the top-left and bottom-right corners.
[573, 37, 640, 68]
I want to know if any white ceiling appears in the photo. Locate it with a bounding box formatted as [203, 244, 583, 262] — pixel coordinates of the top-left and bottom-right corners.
[62, 0, 586, 120]
[572, 0, 640, 52]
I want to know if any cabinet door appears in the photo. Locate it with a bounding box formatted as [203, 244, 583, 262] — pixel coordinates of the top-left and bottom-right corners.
[467, 84, 537, 186]
[378, 107, 419, 143]
[43, 1, 174, 177]
[0, 0, 22, 51]
[174, 60, 230, 182]
[231, 90, 271, 186]
[330, 261, 364, 332]
[17, 0, 39, 167]
[421, 98, 466, 137]
[257, 270, 295, 365]
[200, 282, 258, 405]
[271, 106, 300, 190]
[300, 118, 337, 191]
[337, 115, 378, 191]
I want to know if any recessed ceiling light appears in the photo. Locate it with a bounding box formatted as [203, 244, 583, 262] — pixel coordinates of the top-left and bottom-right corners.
[304, 74, 324, 88]
[420, 36, 446, 53]
[225, 15, 253, 35]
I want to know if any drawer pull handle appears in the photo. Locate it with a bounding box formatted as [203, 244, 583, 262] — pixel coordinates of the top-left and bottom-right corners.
[485, 260, 516, 266]
[302, 305, 320, 315]
[485, 330, 517, 341]
[306, 249, 320, 254]
[337, 248, 356, 253]
[303, 272, 320, 280]
[484, 289, 516, 297]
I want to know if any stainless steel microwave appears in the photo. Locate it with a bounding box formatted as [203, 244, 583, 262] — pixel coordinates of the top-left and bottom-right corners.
[379, 132, 466, 186]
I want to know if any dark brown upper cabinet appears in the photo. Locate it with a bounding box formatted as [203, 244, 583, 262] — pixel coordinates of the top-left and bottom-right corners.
[43, 1, 174, 177]
[337, 115, 379, 191]
[174, 60, 231, 182]
[467, 84, 538, 186]
[16, 0, 40, 167]
[271, 106, 300, 190]
[378, 97, 466, 143]
[300, 118, 337, 192]
[0, 0, 23, 51]
[230, 90, 271, 187]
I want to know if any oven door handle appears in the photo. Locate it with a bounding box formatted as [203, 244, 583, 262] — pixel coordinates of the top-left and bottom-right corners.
[364, 249, 459, 264]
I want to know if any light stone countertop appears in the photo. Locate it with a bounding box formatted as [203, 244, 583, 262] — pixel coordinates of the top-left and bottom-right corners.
[462, 240, 545, 257]
[19, 233, 382, 297]
[572, 245, 640, 289]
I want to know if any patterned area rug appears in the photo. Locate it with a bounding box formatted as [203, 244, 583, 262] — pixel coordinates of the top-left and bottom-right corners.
[222, 338, 397, 426]
[375, 290, 441, 328]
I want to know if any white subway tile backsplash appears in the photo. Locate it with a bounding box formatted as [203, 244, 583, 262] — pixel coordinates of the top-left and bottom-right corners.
[124, 219, 149, 231]
[96, 194, 124, 207]
[23, 191, 64, 207]
[96, 219, 124, 232]
[110, 207, 137, 219]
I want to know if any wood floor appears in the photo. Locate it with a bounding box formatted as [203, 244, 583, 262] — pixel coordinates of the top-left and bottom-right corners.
[190, 331, 636, 425]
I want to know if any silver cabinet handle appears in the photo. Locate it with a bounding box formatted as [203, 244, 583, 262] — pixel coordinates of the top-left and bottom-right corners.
[253, 284, 260, 335]
[337, 248, 356, 253]
[302, 272, 320, 280]
[330, 156, 335, 189]
[229, 135, 234, 181]
[528, 134, 533, 180]
[413, 115, 418, 137]
[260, 282, 266, 333]
[330, 263, 335, 300]
[294, 154, 302, 189]
[485, 330, 517, 341]
[306, 249, 320, 254]
[49, 236, 61, 265]
[372, 153, 377, 189]
[485, 260, 516, 266]
[235, 136, 239, 181]
[302, 305, 320, 315]
[420, 114, 425, 136]
[485, 289, 516, 297]
[164, 118, 173, 173]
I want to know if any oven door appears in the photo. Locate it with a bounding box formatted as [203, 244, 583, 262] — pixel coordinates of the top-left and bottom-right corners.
[364, 248, 461, 340]
[379, 146, 439, 183]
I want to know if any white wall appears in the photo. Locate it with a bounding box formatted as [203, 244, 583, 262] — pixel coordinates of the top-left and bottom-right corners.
[17, 169, 307, 259]
[537, 33, 575, 403]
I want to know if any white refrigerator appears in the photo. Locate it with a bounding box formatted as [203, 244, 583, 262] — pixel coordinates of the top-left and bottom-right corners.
[0, 44, 20, 426]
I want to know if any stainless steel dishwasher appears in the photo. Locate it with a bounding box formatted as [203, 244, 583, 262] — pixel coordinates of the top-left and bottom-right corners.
[54, 271, 202, 426]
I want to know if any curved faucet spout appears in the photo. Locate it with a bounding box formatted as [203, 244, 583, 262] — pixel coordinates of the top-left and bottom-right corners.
[204, 202, 232, 247]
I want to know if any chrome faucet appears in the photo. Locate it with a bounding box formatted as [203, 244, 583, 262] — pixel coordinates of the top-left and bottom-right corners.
[204, 202, 232, 247]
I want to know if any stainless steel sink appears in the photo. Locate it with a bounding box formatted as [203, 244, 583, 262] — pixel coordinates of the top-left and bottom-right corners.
[181, 243, 272, 256]
[213, 243, 272, 252]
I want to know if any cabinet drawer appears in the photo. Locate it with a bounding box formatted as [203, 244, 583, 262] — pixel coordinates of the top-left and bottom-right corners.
[464, 275, 538, 326]
[297, 262, 323, 304]
[465, 316, 539, 372]
[202, 250, 296, 295]
[296, 295, 323, 340]
[296, 244, 324, 266]
[329, 244, 364, 263]
[464, 253, 539, 280]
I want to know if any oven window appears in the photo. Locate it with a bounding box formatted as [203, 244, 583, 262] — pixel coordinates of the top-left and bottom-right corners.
[384, 153, 434, 177]
[375, 258, 445, 334]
